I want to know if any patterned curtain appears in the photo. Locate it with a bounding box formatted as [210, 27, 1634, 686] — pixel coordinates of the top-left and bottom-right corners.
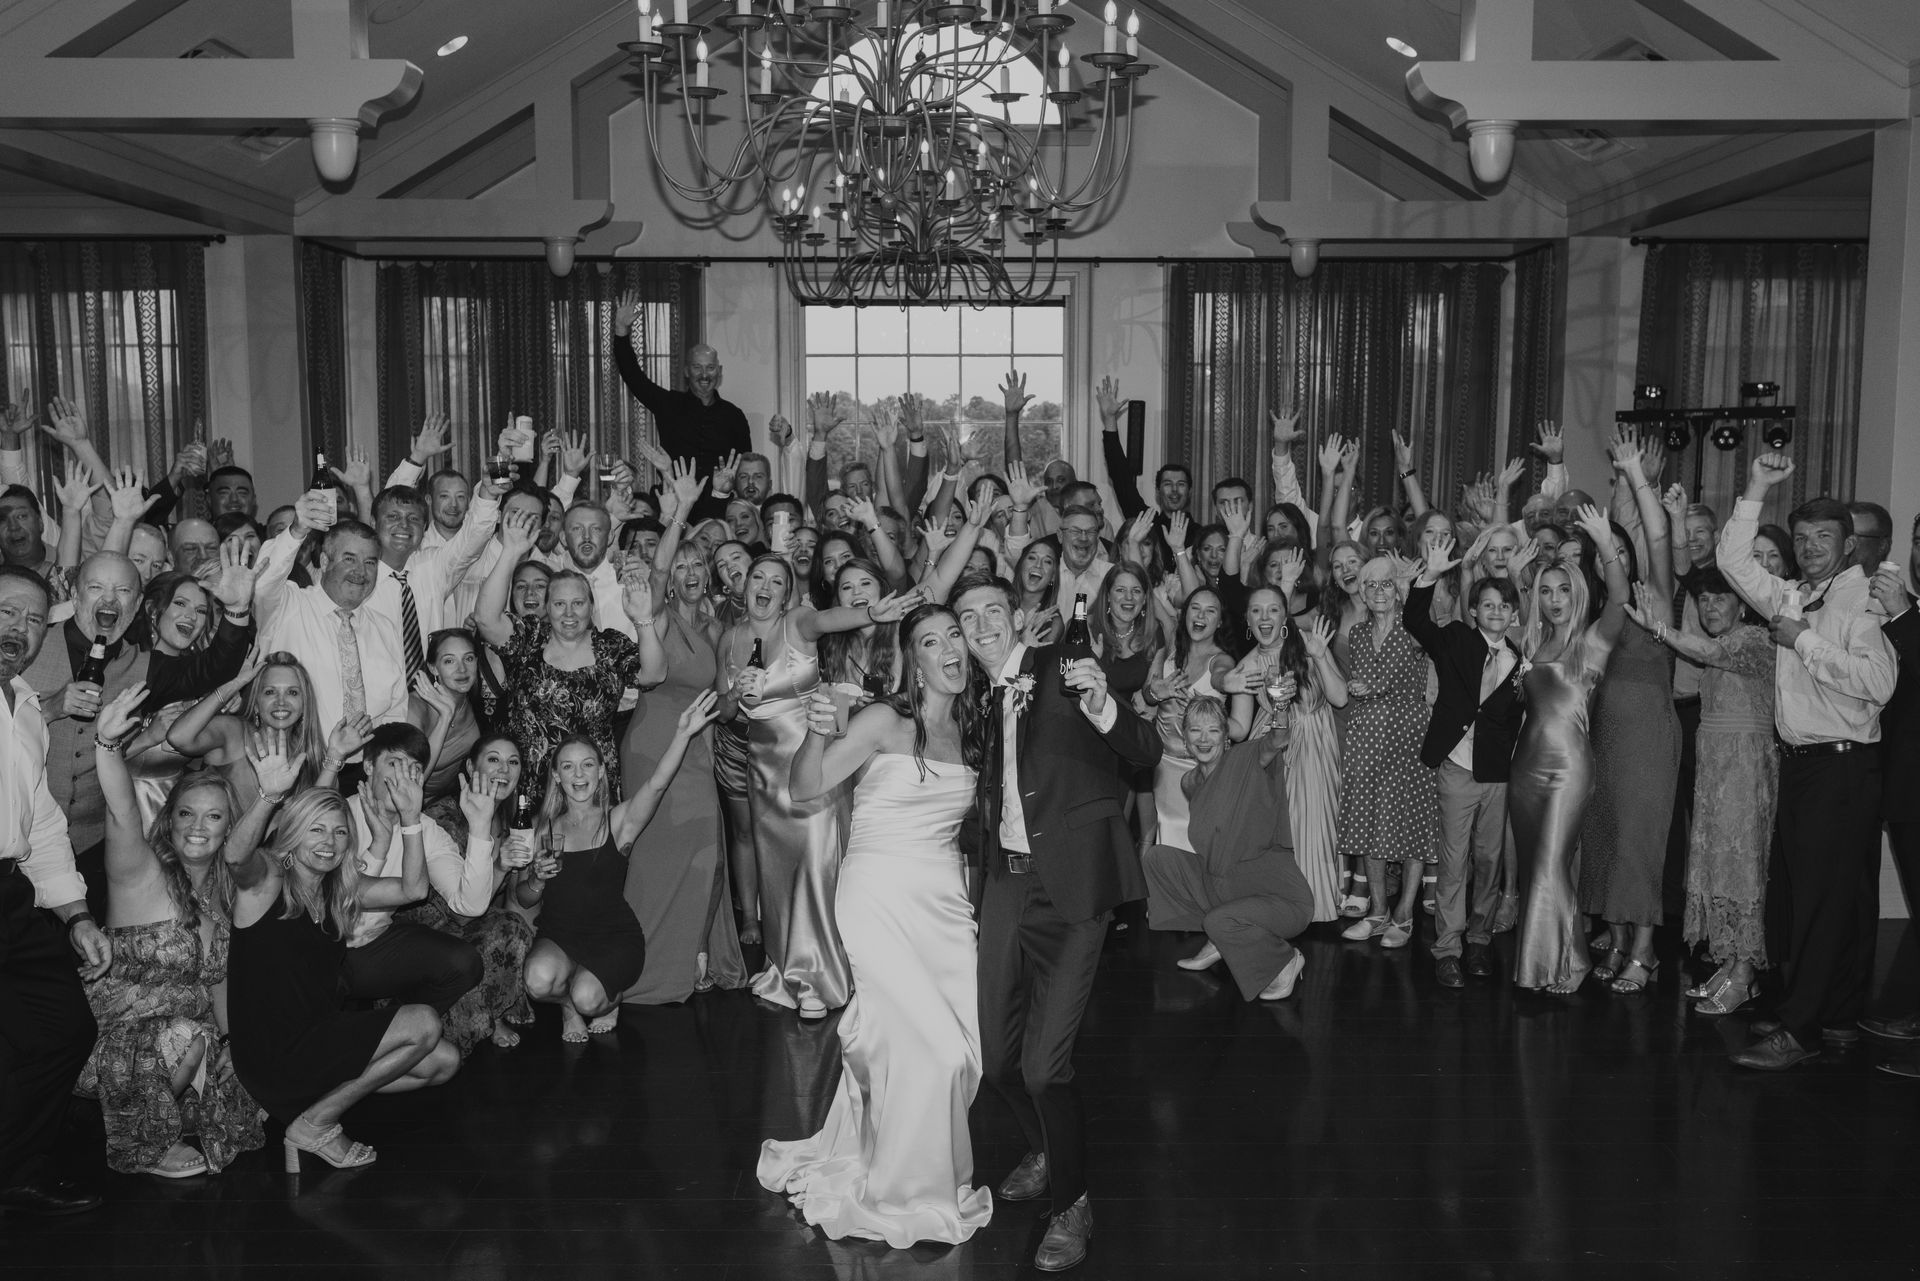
[0, 240, 209, 491]
[1167, 259, 1506, 522]
[298, 241, 349, 461]
[1505, 243, 1565, 483]
[374, 260, 700, 483]
[1635, 240, 1867, 525]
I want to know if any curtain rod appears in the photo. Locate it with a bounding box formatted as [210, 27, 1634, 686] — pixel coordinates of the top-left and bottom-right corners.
[0, 235, 225, 244]
[1630, 236, 1867, 245]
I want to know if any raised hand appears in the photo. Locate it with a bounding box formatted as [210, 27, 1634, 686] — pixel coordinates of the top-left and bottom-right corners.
[1391, 429, 1414, 474]
[1165, 510, 1191, 550]
[51, 458, 96, 514]
[457, 765, 500, 834]
[1495, 456, 1526, 491]
[1573, 503, 1614, 547]
[1748, 451, 1794, 490]
[558, 431, 590, 478]
[918, 518, 953, 556]
[499, 504, 541, 555]
[1021, 605, 1060, 646]
[1094, 376, 1124, 427]
[411, 413, 452, 465]
[1624, 580, 1661, 633]
[636, 437, 672, 476]
[1661, 482, 1688, 521]
[1148, 664, 1191, 705]
[1423, 536, 1462, 580]
[42, 395, 92, 451]
[669, 458, 707, 513]
[676, 688, 723, 737]
[247, 726, 307, 800]
[612, 289, 643, 337]
[1270, 408, 1303, 451]
[871, 403, 901, 450]
[1872, 563, 1914, 617]
[711, 450, 739, 495]
[1061, 656, 1109, 714]
[807, 392, 845, 437]
[169, 440, 209, 487]
[331, 444, 372, 491]
[96, 682, 148, 742]
[899, 396, 923, 442]
[0, 402, 30, 446]
[327, 714, 374, 763]
[1530, 420, 1564, 464]
[999, 370, 1033, 415]
[1125, 509, 1155, 550]
[1609, 426, 1644, 474]
[412, 670, 457, 719]
[1220, 495, 1252, 538]
[1005, 467, 1043, 511]
[1317, 433, 1345, 475]
[107, 467, 160, 523]
[210, 538, 258, 612]
[1508, 538, 1541, 578]
[1638, 434, 1667, 480]
[866, 588, 925, 624]
[620, 564, 654, 624]
[1301, 615, 1335, 659]
[768, 413, 795, 449]
[849, 496, 882, 533]
[1337, 438, 1359, 477]
[208, 437, 236, 470]
[1276, 546, 1307, 592]
[384, 757, 426, 825]
[1460, 524, 1496, 570]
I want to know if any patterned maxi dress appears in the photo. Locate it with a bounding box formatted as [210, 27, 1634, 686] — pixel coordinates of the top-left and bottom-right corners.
[493, 616, 654, 801]
[1336, 616, 1439, 870]
[75, 916, 264, 1173]
[1681, 623, 1777, 966]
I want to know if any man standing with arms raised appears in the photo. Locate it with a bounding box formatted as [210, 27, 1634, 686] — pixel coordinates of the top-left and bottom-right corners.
[954, 572, 1161, 1272]
[612, 292, 752, 481]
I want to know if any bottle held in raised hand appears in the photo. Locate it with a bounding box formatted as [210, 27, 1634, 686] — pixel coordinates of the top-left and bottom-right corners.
[512, 416, 536, 461]
[1058, 593, 1092, 695]
[747, 638, 766, 671]
[1780, 585, 1804, 621]
[308, 451, 337, 525]
[73, 635, 108, 722]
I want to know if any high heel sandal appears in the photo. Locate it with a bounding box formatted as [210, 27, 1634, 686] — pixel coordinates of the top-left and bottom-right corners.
[1591, 946, 1629, 984]
[283, 1116, 376, 1173]
[1609, 958, 1658, 995]
[1694, 977, 1758, 1015]
[1685, 965, 1732, 1000]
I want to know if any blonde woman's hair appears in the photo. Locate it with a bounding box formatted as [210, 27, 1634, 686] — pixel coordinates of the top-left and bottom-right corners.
[264, 787, 362, 940]
[1522, 560, 1595, 681]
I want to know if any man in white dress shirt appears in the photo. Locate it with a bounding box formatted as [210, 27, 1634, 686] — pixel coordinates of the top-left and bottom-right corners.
[364, 478, 500, 671]
[1717, 452, 1897, 1071]
[0, 564, 113, 1216]
[253, 497, 411, 756]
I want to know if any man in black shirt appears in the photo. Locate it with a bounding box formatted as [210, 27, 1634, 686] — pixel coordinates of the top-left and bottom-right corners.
[612, 293, 752, 480]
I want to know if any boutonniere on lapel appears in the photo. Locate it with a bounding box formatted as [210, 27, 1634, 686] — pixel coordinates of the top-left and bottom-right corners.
[1510, 654, 1532, 694]
[1007, 673, 1036, 716]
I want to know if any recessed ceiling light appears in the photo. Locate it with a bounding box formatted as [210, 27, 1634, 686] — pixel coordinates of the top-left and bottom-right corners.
[1386, 36, 1419, 58]
[437, 35, 468, 57]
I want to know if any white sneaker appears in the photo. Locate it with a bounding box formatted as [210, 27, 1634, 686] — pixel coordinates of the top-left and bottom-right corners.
[1176, 941, 1222, 971]
[1342, 914, 1388, 941]
[1258, 951, 1306, 1001]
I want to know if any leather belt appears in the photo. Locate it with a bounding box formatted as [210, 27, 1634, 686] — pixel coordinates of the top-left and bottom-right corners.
[1777, 739, 1859, 758]
[1005, 853, 1033, 875]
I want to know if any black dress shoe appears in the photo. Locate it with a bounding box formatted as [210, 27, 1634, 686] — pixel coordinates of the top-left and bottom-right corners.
[1464, 943, 1494, 978]
[0, 1180, 103, 1216]
[1034, 1194, 1092, 1272]
[1875, 1056, 1920, 1079]
[997, 1151, 1048, 1202]
[1731, 1028, 1819, 1071]
[1750, 1017, 1859, 1046]
[1435, 956, 1465, 988]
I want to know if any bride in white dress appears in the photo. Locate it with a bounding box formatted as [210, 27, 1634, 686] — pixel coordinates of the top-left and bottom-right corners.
[757, 604, 993, 1247]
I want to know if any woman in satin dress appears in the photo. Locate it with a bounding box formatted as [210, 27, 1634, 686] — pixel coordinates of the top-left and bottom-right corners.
[715, 553, 921, 1018]
[1510, 504, 1631, 993]
[758, 604, 991, 1246]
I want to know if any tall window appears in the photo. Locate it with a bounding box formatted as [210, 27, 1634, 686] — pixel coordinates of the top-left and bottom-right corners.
[0, 241, 209, 487]
[804, 303, 1065, 480]
[374, 261, 696, 482]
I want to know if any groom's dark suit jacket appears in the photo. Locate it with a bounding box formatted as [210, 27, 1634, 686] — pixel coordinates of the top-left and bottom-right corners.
[978, 641, 1163, 923]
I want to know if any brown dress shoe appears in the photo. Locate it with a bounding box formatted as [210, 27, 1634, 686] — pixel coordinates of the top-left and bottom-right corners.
[1731, 1028, 1819, 1071]
[1034, 1194, 1092, 1272]
[1464, 942, 1494, 978]
[1435, 956, 1465, 989]
[997, 1151, 1048, 1202]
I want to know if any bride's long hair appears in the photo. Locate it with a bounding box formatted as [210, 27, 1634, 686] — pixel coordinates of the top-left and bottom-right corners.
[888, 603, 988, 779]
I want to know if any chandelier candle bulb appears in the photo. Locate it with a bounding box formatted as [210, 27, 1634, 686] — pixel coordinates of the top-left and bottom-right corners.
[1057, 44, 1070, 91]
[1103, 1, 1116, 54]
[674, 0, 687, 23]
[877, 0, 888, 27]
[759, 50, 771, 94]
[696, 39, 709, 86]
[999, 65, 1011, 95]
[736, 0, 748, 14]
[1126, 10, 1139, 56]
[638, 1, 652, 41]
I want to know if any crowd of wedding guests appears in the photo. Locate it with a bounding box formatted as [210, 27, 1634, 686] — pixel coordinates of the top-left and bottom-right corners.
[3, 288, 1917, 1219]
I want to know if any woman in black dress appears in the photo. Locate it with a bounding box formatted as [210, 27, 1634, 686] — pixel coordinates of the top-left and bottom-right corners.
[522, 691, 725, 1042]
[224, 741, 460, 1171]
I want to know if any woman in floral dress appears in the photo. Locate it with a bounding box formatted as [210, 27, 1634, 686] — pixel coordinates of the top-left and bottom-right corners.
[472, 504, 665, 800]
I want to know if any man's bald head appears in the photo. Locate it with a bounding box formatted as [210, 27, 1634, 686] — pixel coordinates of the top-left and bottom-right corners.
[169, 518, 221, 579]
[686, 344, 722, 403]
[72, 551, 142, 643]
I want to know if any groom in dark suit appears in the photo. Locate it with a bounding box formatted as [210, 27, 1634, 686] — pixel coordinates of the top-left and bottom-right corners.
[1403, 567, 1526, 989]
[953, 574, 1161, 1273]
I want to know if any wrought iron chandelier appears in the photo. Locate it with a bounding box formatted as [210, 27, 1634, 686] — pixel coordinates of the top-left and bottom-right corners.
[621, 1, 1152, 306]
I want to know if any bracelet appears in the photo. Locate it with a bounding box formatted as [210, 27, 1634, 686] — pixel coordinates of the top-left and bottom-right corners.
[94, 734, 130, 754]
[224, 609, 252, 622]
[1175, 546, 1192, 559]
[65, 911, 94, 932]
[1011, 504, 1030, 514]
[259, 790, 290, 806]
[398, 822, 424, 837]
[1400, 469, 1416, 480]
[322, 755, 345, 773]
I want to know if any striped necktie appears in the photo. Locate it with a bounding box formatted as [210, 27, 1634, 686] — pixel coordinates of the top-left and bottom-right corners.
[393, 567, 425, 680]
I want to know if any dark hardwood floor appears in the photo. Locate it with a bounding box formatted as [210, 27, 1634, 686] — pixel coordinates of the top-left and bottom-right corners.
[11, 918, 1920, 1280]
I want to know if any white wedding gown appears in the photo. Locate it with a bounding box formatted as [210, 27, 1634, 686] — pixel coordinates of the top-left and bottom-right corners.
[757, 753, 992, 1247]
